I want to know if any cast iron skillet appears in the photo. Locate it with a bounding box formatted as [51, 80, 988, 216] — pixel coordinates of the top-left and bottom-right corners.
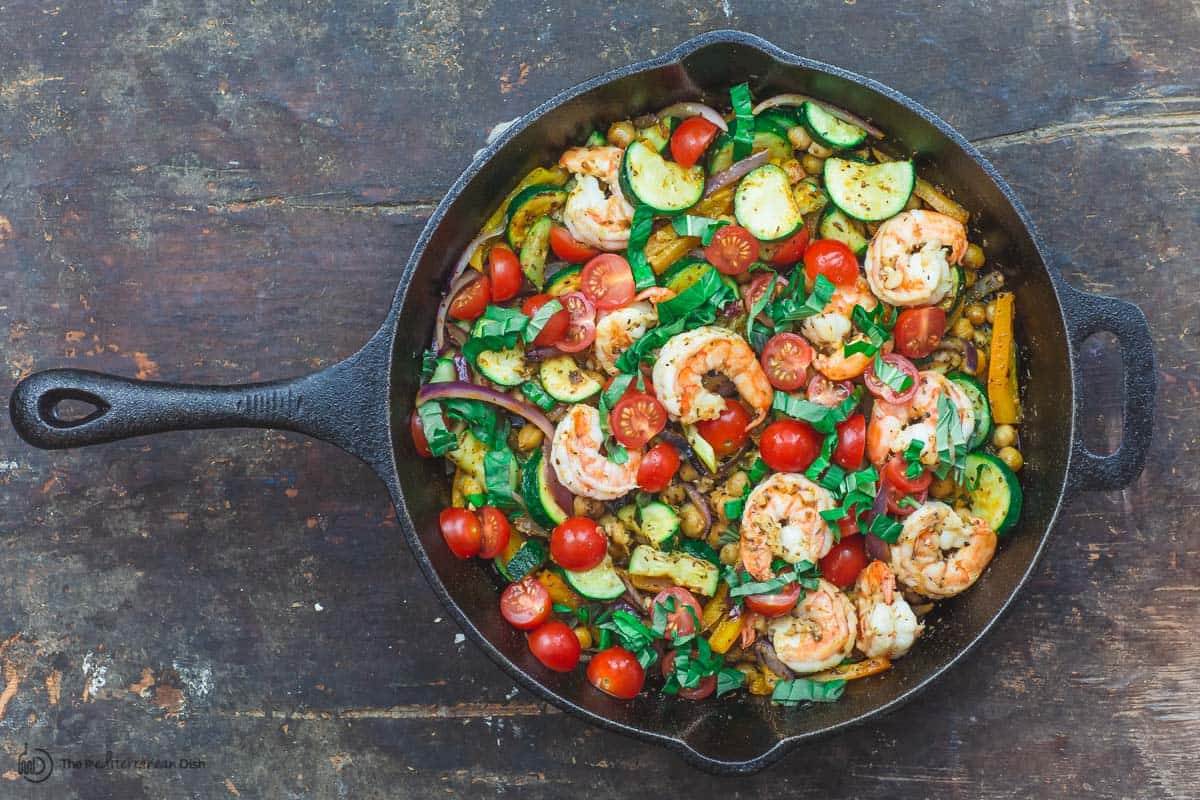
[9, 31, 1154, 773]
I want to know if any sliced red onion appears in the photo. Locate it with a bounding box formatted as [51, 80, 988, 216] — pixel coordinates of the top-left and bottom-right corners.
[452, 353, 471, 383]
[704, 149, 770, 196]
[522, 346, 561, 363]
[755, 640, 795, 680]
[752, 94, 885, 139]
[657, 102, 729, 133]
[865, 533, 892, 563]
[433, 225, 503, 350]
[682, 482, 713, 541]
[964, 341, 979, 374]
[443, 323, 468, 348]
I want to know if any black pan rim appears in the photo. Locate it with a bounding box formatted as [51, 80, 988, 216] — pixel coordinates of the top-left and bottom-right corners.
[375, 29, 1076, 774]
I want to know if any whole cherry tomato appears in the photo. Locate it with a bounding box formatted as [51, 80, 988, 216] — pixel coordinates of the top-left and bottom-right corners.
[833, 413, 866, 470]
[803, 239, 859, 286]
[550, 517, 607, 572]
[669, 116, 720, 169]
[528, 620, 582, 672]
[819, 534, 869, 588]
[637, 442, 680, 492]
[759, 419, 822, 472]
[695, 401, 752, 457]
[487, 245, 523, 302]
[587, 647, 645, 699]
[439, 508, 482, 559]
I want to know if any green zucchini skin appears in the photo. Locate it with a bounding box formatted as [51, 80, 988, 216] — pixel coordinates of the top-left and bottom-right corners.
[823, 158, 915, 222]
[949, 373, 992, 452]
[733, 164, 804, 241]
[802, 101, 868, 149]
[506, 185, 567, 249]
[563, 555, 626, 600]
[620, 140, 705, 214]
[538, 355, 602, 403]
[963, 452, 1022, 535]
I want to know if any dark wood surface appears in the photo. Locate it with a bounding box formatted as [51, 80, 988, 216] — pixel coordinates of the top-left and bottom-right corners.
[0, 2, 1196, 797]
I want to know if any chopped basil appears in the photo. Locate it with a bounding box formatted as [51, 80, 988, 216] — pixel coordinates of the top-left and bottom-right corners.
[771, 678, 846, 705]
[420, 348, 439, 381]
[416, 401, 457, 456]
[483, 449, 522, 511]
[716, 667, 747, 696]
[898, 495, 921, 510]
[867, 513, 903, 543]
[902, 438, 926, 479]
[872, 353, 914, 395]
[440, 397, 506, 451]
[845, 304, 895, 359]
[767, 274, 836, 325]
[671, 215, 730, 245]
[626, 204, 657, 292]
[729, 82, 756, 161]
[464, 492, 486, 508]
[523, 298, 563, 344]
[463, 305, 529, 363]
[552, 603, 572, 614]
[598, 610, 658, 664]
[597, 374, 633, 463]
[656, 265, 726, 326]
[521, 381, 557, 412]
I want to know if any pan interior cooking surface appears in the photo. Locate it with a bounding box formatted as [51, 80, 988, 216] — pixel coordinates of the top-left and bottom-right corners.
[388, 32, 1071, 768]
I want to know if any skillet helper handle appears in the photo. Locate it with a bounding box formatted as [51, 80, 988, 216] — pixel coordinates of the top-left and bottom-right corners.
[9, 335, 393, 472]
[1059, 282, 1156, 493]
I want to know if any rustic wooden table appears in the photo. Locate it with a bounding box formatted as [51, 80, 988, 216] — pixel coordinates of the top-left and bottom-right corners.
[0, 2, 1195, 798]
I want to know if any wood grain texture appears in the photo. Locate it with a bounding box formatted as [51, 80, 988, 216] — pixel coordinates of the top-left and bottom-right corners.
[0, 1, 1196, 798]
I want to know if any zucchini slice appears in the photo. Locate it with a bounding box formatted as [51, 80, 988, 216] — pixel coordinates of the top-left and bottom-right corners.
[538, 355, 602, 403]
[638, 501, 680, 549]
[963, 452, 1022, 536]
[628, 545, 719, 596]
[563, 555, 626, 600]
[734, 164, 804, 241]
[818, 206, 869, 256]
[499, 539, 547, 582]
[683, 424, 718, 473]
[754, 108, 799, 140]
[519, 216, 553, 290]
[949, 373, 992, 451]
[475, 345, 530, 387]
[802, 101, 868, 149]
[521, 448, 570, 529]
[620, 140, 704, 214]
[637, 116, 677, 154]
[708, 129, 792, 174]
[823, 158, 915, 222]
[660, 257, 710, 294]
[545, 265, 583, 297]
[506, 185, 568, 249]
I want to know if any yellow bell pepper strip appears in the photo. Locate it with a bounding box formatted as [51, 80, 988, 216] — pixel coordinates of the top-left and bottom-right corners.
[700, 583, 730, 630]
[535, 569, 582, 610]
[707, 614, 743, 654]
[986, 291, 1021, 424]
[497, 529, 526, 567]
[810, 656, 892, 682]
[645, 226, 699, 275]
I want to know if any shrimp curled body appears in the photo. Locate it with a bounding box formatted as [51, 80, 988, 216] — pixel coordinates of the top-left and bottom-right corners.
[739, 473, 836, 581]
[866, 370, 976, 467]
[770, 578, 858, 674]
[890, 501, 997, 599]
[854, 560, 923, 659]
[865, 210, 966, 307]
[593, 301, 657, 375]
[550, 405, 641, 501]
[802, 276, 888, 381]
[558, 146, 634, 251]
[652, 326, 774, 428]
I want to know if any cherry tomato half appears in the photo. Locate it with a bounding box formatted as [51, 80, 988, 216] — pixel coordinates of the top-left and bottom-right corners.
[883, 453, 933, 494]
[661, 650, 717, 700]
[760, 419, 822, 473]
[743, 271, 782, 315]
[807, 374, 855, 407]
[487, 245, 523, 302]
[761, 226, 810, 266]
[610, 391, 667, 450]
[500, 577, 552, 630]
[439, 508, 482, 559]
[743, 582, 802, 617]
[695, 400, 752, 457]
[760, 333, 814, 391]
[549, 225, 600, 263]
[652, 587, 703, 637]
[864, 353, 920, 405]
[833, 413, 866, 471]
[581, 253, 636, 310]
[410, 407, 444, 458]
[704, 225, 758, 276]
[555, 291, 598, 353]
[637, 442, 680, 492]
[893, 306, 947, 359]
[603, 373, 656, 400]
[448, 274, 490, 321]
[670, 116, 719, 169]
[550, 516, 607, 572]
[521, 293, 571, 346]
[819, 534, 869, 588]
[477, 506, 511, 560]
[803, 239, 860, 287]
[885, 484, 928, 516]
[587, 647, 646, 699]
[528, 620, 582, 672]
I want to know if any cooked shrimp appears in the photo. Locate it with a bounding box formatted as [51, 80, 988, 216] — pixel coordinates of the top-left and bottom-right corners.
[593, 301, 657, 375]
[802, 275, 887, 380]
[558, 146, 634, 251]
[866, 370, 976, 467]
[769, 578, 857, 674]
[651, 326, 773, 428]
[854, 560, 923, 659]
[890, 502, 997, 599]
[739, 473, 836, 581]
[550, 404, 641, 501]
[865, 210, 966, 307]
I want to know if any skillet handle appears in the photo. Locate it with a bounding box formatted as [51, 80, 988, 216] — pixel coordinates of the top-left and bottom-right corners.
[1059, 282, 1155, 494]
[9, 331, 394, 474]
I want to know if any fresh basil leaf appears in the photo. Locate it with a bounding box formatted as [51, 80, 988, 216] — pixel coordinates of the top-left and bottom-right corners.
[730, 82, 756, 161]
[771, 678, 846, 705]
[746, 273, 778, 340]
[771, 394, 844, 433]
[416, 401, 457, 456]
[627, 204, 657, 292]
[483, 449, 521, 510]
[671, 215, 729, 245]
[464, 492, 486, 508]
[868, 513, 904, 543]
[747, 457, 770, 483]
[521, 381, 556, 412]
[420, 349, 439, 381]
[872, 353, 914, 395]
[440, 398, 505, 451]
[717, 667, 747, 697]
[523, 298, 563, 344]
[552, 603, 572, 614]
[729, 573, 795, 598]
[656, 266, 724, 326]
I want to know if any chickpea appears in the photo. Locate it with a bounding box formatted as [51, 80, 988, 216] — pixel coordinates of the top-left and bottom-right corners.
[952, 317, 975, 340]
[574, 626, 593, 650]
[678, 462, 700, 482]
[516, 424, 544, 451]
[787, 126, 812, 150]
[998, 446, 1024, 472]
[992, 424, 1017, 449]
[599, 514, 628, 545]
[930, 476, 956, 499]
[607, 120, 635, 148]
[973, 329, 991, 350]
[782, 158, 806, 183]
[985, 301, 996, 324]
[963, 242, 986, 269]
[573, 496, 604, 518]
[966, 303, 987, 327]
[660, 483, 686, 506]
[719, 541, 741, 566]
[679, 503, 707, 538]
[725, 470, 750, 497]
[801, 153, 825, 176]
[807, 140, 835, 158]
